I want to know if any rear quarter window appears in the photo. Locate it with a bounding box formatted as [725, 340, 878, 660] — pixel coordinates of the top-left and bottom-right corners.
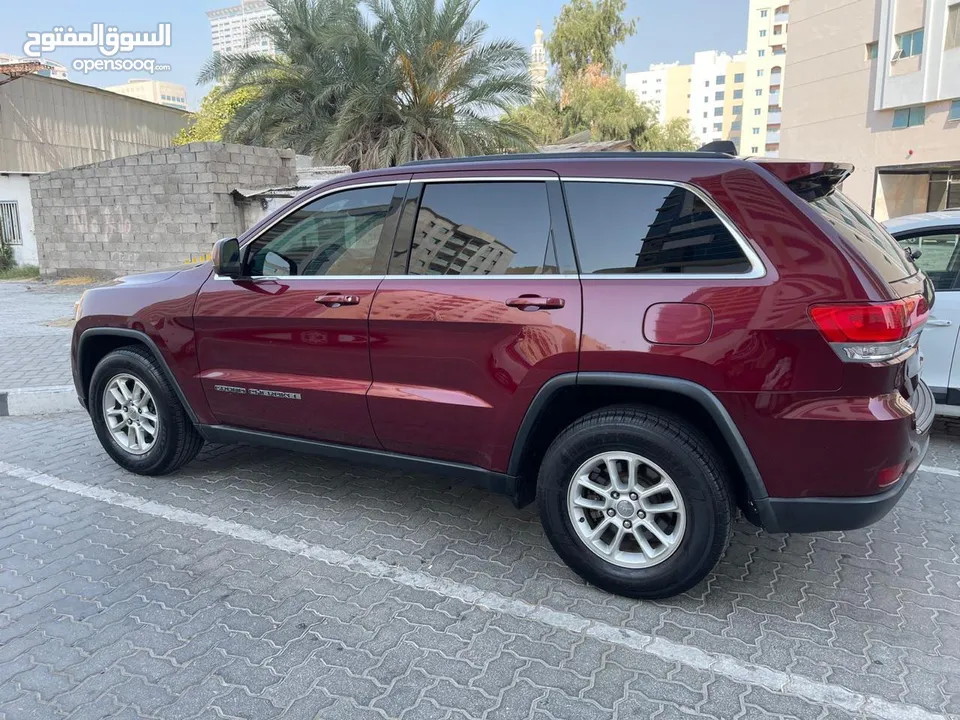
[563, 181, 753, 275]
[808, 192, 918, 283]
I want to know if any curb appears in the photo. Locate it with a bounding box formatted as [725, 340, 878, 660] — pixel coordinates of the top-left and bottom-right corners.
[0, 385, 81, 417]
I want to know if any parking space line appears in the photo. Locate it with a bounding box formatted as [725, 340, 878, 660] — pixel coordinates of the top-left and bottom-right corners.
[919, 464, 960, 478]
[0, 460, 947, 720]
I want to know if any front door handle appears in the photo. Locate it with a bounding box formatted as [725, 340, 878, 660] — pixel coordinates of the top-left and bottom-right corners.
[505, 296, 565, 311]
[315, 294, 360, 307]
[927, 319, 952, 327]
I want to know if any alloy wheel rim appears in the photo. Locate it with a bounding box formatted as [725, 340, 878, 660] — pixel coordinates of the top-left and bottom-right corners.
[102, 373, 159, 456]
[567, 451, 687, 569]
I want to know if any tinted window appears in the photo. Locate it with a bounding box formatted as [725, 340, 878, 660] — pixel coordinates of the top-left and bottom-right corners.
[409, 182, 555, 275]
[808, 191, 917, 283]
[246, 185, 395, 277]
[895, 230, 960, 291]
[563, 181, 752, 274]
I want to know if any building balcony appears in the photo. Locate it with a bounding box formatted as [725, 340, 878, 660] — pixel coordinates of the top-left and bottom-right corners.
[770, 72, 782, 85]
[768, 111, 782, 124]
[766, 131, 781, 144]
[768, 91, 781, 106]
[774, 11, 789, 22]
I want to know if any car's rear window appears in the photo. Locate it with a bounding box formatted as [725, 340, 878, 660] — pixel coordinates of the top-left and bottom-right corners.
[808, 191, 918, 283]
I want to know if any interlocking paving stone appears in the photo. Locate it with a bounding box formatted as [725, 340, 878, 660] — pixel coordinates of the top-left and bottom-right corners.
[0, 415, 957, 719]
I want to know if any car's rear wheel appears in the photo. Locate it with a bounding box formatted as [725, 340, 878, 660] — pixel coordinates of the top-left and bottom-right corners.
[537, 406, 733, 599]
[89, 346, 203, 475]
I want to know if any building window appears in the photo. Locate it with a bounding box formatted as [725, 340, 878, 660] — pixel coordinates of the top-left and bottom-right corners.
[758, 49, 766, 57]
[705, 80, 710, 87]
[713, 122, 723, 131]
[702, 127, 708, 133]
[755, 89, 763, 96]
[704, 96, 709, 102]
[733, 89, 743, 99]
[948, 99, 960, 122]
[751, 146, 759, 153]
[0, 201, 22, 245]
[947, 5, 960, 50]
[656, 77, 662, 82]
[754, 108, 762, 115]
[760, 9, 768, 17]
[734, 72, 744, 83]
[703, 112, 708, 118]
[774, 24, 783, 35]
[732, 121, 741, 131]
[714, 107, 724, 116]
[895, 28, 924, 58]
[866, 42, 878, 60]
[642, 79, 647, 84]
[773, 45, 786, 55]
[760, 29, 767, 37]
[716, 75, 725, 85]
[715, 91, 725, 101]
[733, 105, 742, 114]
[892, 105, 925, 128]
[757, 69, 765, 77]
[752, 128, 760, 135]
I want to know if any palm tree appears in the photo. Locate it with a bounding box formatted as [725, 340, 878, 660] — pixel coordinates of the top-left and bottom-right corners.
[198, 0, 537, 169]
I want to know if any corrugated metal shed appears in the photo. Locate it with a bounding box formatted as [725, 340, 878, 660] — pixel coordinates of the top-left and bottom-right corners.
[0, 73, 190, 173]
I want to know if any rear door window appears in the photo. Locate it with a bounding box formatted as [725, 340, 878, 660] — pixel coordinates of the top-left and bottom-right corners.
[562, 181, 753, 275]
[808, 191, 918, 283]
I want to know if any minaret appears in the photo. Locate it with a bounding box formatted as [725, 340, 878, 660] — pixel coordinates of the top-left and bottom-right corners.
[530, 22, 548, 91]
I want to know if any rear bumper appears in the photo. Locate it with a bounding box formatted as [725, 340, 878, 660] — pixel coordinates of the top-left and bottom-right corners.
[756, 380, 933, 533]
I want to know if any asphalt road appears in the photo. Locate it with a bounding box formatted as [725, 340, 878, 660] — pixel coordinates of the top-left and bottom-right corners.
[0, 414, 958, 720]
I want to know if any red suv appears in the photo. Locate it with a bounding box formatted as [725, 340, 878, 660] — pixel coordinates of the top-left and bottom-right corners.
[71, 151, 934, 599]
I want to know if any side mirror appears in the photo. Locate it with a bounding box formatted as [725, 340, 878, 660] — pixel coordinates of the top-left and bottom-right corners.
[212, 237, 242, 278]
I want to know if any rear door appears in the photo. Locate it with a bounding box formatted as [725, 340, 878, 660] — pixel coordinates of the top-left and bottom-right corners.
[893, 226, 960, 401]
[366, 173, 581, 469]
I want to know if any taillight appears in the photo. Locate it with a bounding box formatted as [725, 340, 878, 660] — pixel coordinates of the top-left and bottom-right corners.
[809, 296, 927, 362]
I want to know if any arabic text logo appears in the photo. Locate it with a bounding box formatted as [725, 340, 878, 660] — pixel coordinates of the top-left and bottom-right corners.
[23, 23, 172, 58]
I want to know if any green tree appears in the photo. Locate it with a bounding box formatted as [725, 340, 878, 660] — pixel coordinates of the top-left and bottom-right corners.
[506, 72, 697, 151]
[173, 86, 258, 145]
[544, 0, 637, 83]
[199, 0, 536, 169]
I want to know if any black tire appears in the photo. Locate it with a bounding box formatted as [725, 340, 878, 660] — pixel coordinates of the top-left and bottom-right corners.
[537, 406, 733, 599]
[89, 346, 204, 475]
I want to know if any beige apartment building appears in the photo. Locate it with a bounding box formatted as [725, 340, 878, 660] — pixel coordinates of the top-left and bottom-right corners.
[781, 0, 960, 219]
[105, 80, 188, 111]
[624, 0, 788, 154]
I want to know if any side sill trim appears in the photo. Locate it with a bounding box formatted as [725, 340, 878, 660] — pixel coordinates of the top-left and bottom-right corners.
[77, 328, 199, 425]
[198, 425, 523, 504]
[508, 372, 773, 527]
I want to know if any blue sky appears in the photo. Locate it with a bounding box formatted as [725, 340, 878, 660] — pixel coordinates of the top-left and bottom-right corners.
[1, 0, 749, 110]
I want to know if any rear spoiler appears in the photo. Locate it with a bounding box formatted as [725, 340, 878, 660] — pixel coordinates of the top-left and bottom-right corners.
[750, 160, 854, 201]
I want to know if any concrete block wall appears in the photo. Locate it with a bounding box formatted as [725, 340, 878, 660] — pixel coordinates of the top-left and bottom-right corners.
[30, 142, 297, 277]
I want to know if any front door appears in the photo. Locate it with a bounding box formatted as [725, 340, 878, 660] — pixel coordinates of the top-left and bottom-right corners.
[367, 174, 582, 470]
[194, 179, 407, 445]
[895, 227, 960, 401]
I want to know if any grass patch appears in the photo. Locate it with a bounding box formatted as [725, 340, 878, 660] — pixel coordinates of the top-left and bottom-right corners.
[54, 276, 96, 286]
[0, 265, 40, 280]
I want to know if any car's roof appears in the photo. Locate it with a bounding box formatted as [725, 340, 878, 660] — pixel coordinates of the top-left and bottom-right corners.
[882, 210, 960, 235]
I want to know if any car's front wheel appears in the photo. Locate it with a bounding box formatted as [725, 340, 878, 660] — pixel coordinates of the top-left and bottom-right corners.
[537, 406, 733, 599]
[89, 346, 203, 475]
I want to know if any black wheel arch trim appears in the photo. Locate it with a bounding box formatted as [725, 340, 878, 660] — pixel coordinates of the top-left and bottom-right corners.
[76, 328, 199, 425]
[508, 372, 776, 528]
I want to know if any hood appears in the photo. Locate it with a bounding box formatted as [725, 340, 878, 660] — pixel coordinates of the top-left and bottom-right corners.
[112, 268, 184, 286]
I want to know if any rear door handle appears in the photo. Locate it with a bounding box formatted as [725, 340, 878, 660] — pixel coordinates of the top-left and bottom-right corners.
[928, 319, 952, 327]
[505, 296, 565, 311]
[315, 294, 360, 307]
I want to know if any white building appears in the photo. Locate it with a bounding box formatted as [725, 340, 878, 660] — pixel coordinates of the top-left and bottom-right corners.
[207, 0, 279, 56]
[0, 173, 40, 266]
[624, 63, 674, 123]
[104, 80, 188, 110]
[529, 24, 548, 91]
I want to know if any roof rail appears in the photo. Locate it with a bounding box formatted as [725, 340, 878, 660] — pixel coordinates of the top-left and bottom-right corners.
[400, 150, 736, 167]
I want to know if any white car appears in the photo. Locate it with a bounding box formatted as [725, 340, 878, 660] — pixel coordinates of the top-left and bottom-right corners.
[884, 210, 960, 415]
